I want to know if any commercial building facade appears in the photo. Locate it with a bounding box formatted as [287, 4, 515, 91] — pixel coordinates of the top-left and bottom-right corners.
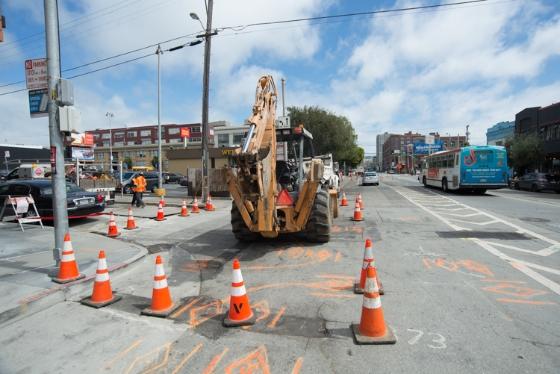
[486, 121, 514, 146]
[376, 132, 392, 171]
[515, 102, 560, 172]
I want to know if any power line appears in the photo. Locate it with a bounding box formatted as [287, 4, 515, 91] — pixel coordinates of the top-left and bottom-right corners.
[65, 52, 154, 79]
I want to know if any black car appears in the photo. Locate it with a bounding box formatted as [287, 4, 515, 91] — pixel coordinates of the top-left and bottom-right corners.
[0, 179, 106, 219]
[514, 173, 560, 193]
[118, 171, 159, 194]
[163, 172, 182, 184]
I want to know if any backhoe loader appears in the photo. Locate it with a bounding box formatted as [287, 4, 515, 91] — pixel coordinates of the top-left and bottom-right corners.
[226, 75, 338, 242]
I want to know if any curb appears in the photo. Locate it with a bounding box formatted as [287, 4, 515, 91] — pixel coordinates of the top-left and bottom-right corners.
[0, 245, 148, 327]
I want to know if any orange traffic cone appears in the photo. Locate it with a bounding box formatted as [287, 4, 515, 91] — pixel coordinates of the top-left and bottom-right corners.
[351, 265, 396, 345]
[352, 201, 363, 221]
[81, 250, 122, 308]
[107, 212, 120, 237]
[357, 193, 364, 210]
[180, 200, 189, 217]
[192, 196, 200, 213]
[125, 207, 138, 230]
[223, 259, 256, 327]
[52, 233, 85, 283]
[142, 255, 178, 317]
[340, 191, 348, 206]
[155, 202, 165, 221]
[205, 194, 215, 211]
[160, 196, 166, 207]
[354, 239, 384, 295]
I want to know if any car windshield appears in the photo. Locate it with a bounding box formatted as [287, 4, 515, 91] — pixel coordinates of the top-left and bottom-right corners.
[123, 172, 135, 180]
[41, 183, 83, 196]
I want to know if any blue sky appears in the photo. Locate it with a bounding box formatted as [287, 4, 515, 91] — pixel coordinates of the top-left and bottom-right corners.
[1, 0, 559, 154]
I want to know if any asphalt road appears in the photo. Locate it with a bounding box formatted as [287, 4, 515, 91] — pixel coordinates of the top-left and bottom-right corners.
[0, 175, 559, 373]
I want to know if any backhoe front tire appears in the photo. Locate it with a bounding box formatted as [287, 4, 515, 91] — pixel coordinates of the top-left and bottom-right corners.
[305, 190, 331, 243]
[231, 202, 260, 242]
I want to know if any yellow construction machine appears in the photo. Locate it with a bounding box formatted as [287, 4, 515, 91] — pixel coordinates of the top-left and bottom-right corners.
[227, 75, 338, 242]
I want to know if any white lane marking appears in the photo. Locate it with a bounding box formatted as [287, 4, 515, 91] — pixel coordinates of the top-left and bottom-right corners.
[1, 250, 52, 261]
[489, 191, 560, 208]
[437, 212, 484, 218]
[446, 218, 500, 226]
[511, 262, 560, 296]
[392, 186, 560, 297]
[485, 242, 560, 257]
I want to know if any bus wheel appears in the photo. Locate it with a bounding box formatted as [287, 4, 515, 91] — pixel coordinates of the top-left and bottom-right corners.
[442, 178, 449, 193]
[422, 176, 427, 187]
[477, 189, 487, 195]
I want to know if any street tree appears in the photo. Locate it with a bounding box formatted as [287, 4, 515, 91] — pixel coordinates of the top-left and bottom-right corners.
[287, 106, 363, 166]
[509, 134, 543, 173]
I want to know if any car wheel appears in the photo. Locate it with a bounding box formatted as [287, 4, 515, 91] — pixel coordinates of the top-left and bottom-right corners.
[422, 176, 427, 187]
[442, 178, 449, 193]
[514, 183, 520, 190]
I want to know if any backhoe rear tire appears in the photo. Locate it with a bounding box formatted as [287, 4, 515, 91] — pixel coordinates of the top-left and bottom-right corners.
[231, 202, 260, 242]
[305, 190, 331, 243]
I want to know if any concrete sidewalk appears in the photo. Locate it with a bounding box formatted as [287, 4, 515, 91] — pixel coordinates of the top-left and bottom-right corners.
[0, 222, 147, 325]
[113, 194, 232, 208]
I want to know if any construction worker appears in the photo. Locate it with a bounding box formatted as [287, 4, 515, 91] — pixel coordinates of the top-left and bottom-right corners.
[131, 172, 147, 208]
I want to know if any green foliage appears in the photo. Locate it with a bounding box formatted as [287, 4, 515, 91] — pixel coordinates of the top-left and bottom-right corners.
[509, 134, 543, 172]
[151, 156, 158, 169]
[287, 106, 363, 166]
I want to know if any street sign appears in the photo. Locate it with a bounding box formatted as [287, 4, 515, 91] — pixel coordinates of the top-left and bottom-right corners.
[414, 142, 444, 154]
[4, 151, 9, 158]
[276, 116, 291, 129]
[180, 127, 190, 138]
[425, 135, 435, 145]
[24, 59, 48, 90]
[28, 88, 49, 118]
[71, 148, 94, 161]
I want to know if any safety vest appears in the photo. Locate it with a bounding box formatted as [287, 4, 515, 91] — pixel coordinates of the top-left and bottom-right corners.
[133, 176, 147, 192]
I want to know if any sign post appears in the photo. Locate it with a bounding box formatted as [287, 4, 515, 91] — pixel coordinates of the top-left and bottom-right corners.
[25, 59, 49, 118]
[181, 127, 190, 148]
[4, 150, 9, 173]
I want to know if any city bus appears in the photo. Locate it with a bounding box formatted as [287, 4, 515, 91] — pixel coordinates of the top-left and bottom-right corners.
[420, 145, 508, 193]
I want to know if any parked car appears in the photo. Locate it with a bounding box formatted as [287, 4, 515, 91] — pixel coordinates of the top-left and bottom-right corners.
[0, 179, 106, 219]
[162, 172, 182, 184]
[118, 171, 159, 194]
[179, 175, 189, 187]
[361, 171, 379, 186]
[514, 173, 560, 193]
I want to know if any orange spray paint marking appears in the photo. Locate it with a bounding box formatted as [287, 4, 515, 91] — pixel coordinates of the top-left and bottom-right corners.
[304, 249, 315, 258]
[242, 300, 271, 331]
[224, 346, 270, 374]
[331, 225, 342, 233]
[105, 339, 143, 369]
[496, 298, 556, 305]
[189, 300, 223, 328]
[334, 251, 342, 262]
[287, 246, 305, 259]
[291, 357, 304, 374]
[315, 249, 332, 262]
[458, 260, 494, 277]
[482, 283, 548, 298]
[203, 347, 229, 374]
[267, 306, 287, 328]
[171, 343, 203, 374]
[170, 297, 200, 319]
[308, 292, 356, 299]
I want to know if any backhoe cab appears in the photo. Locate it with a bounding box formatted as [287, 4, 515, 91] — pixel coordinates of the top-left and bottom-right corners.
[227, 75, 337, 242]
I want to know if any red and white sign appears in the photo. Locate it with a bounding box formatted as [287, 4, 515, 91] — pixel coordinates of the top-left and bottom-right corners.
[24, 58, 48, 90]
[180, 127, 190, 138]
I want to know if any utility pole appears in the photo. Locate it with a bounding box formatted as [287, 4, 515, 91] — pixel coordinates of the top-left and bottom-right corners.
[281, 78, 286, 117]
[200, 0, 214, 203]
[105, 112, 113, 172]
[466, 124, 470, 145]
[156, 44, 163, 189]
[44, 0, 69, 265]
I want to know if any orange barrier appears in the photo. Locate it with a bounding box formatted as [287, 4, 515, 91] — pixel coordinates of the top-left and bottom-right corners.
[107, 212, 120, 237]
[142, 255, 177, 317]
[52, 233, 85, 283]
[358, 193, 364, 210]
[205, 194, 215, 211]
[155, 202, 165, 221]
[354, 239, 384, 295]
[180, 200, 189, 217]
[223, 259, 256, 327]
[160, 196, 166, 207]
[192, 196, 200, 213]
[340, 191, 348, 206]
[125, 207, 138, 230]
[81, 250, 121, 308]
[351, 265, 396, 345]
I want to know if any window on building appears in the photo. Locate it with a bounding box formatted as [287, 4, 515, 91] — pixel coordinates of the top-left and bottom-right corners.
[114, 132, 124, 137]
[102, 133, 111, 139]
[232, 133, 245, 145]
[114, 141, 124, 146]
[137, 151, 146, 158]
[188, 137, 202, 143]
[141, 130, 152, 137]
[142, 139, 153, 145]
[127, 131, 137, 138]
[190, 126, 201, 133]
[176, 139, 183, 143]
[218, 134, 230, 146]
[168, 128, 180, 135]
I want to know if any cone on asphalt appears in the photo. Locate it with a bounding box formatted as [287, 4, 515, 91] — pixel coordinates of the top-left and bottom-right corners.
[357, 193, 364, 210]
[351, 201, 363, 221]
[155, 202, 165, 221]
[52, 233, 85, 283]
[205, 194, 215, 211]
[142, 255, 178, 317]
[81, 250, 122, 308]
[354, 239, 384, 295]
[192, 196, 200, 213]
[160, 196, 166, 207]
[340, 191, 348, 206]
[223, 259, 256, 327]
[107, 212, 120, 237]
[180, 200, 189, 217]
[125, 207, 138, 230]
[351, 265, 396, 345]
